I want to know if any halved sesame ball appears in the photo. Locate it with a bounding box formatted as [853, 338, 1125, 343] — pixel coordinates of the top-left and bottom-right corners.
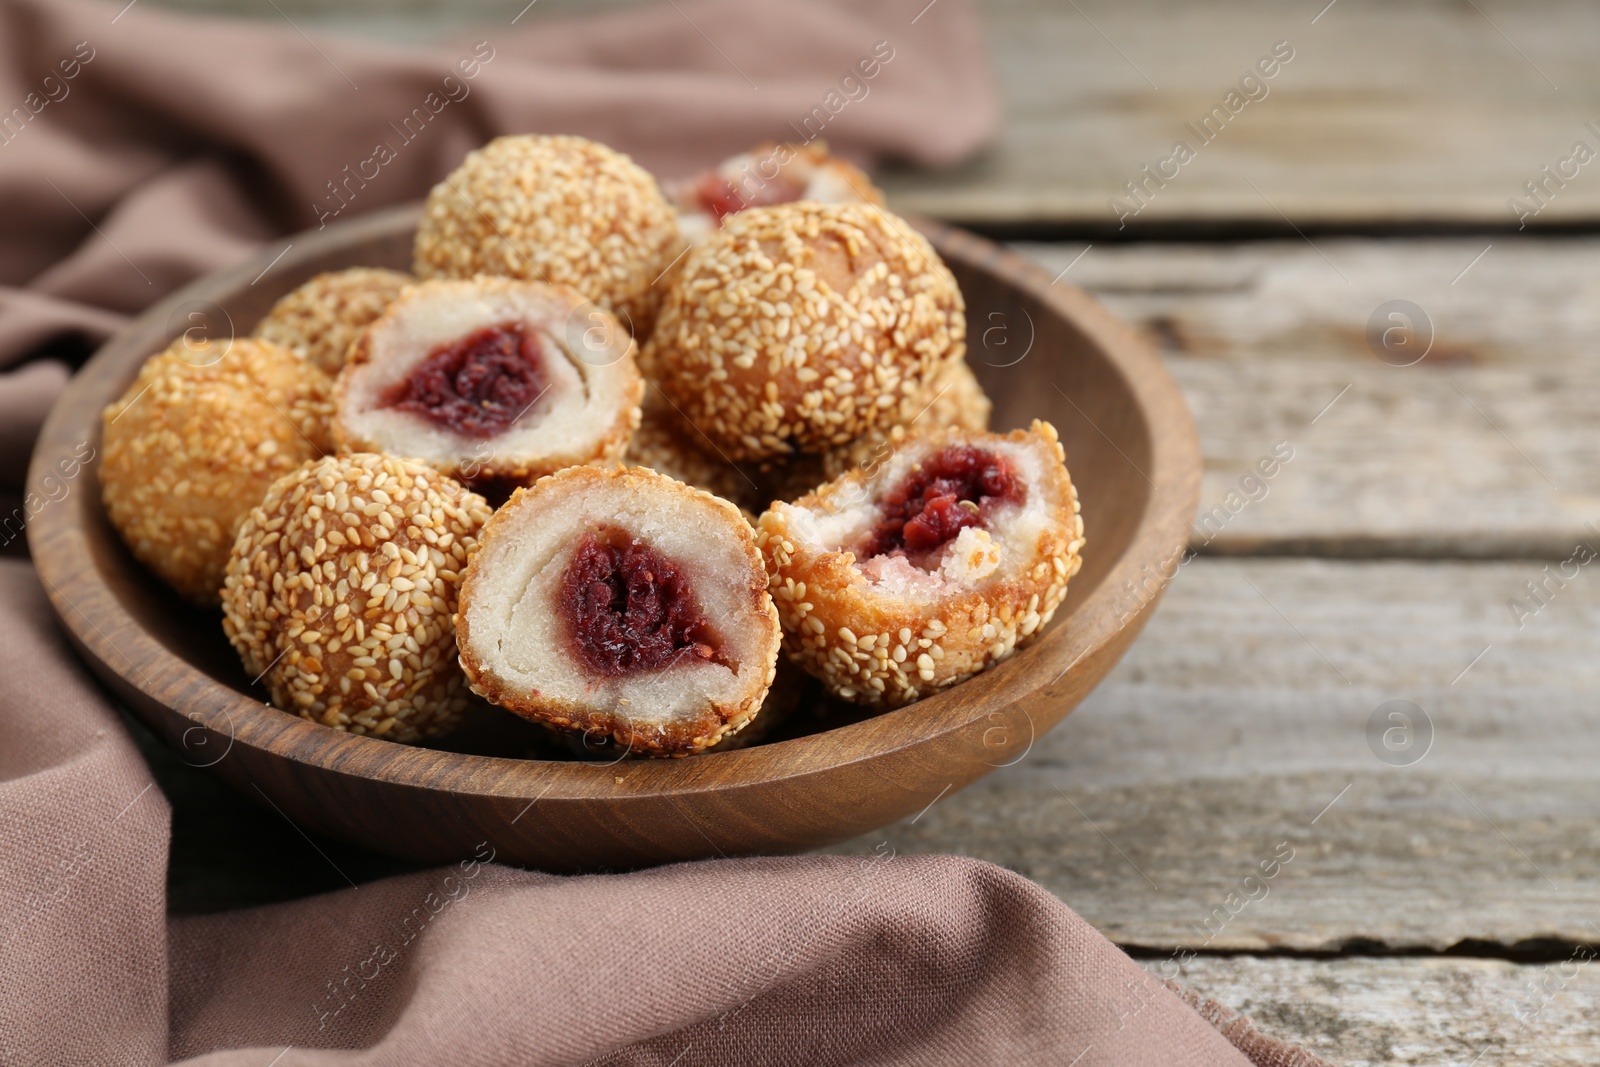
[221, 453, 493, 743]
[668, 140, 885, 245]
[413, 134, 681, 336]
[332, 277, 642, 485]
[643, 201, 965, 461]
[100, 337, 332, 604]
[756, 421, 1085, 708]
[253, 267, 412, 374]
[456, 465, 782, 756]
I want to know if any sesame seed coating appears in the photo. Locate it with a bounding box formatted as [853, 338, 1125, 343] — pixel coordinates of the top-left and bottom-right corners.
[756, 421, 1085, 708]
[254, 268, 413, 374]
[100, 337, 333, 605]
[765, 355, 994, 504]
[624, 389, 764, 514]
[412, 135, 681, 337]
[642, 201, 965, 461]
[221, 452, 493, 744]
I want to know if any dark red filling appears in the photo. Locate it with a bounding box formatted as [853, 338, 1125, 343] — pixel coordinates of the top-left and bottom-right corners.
[558, 526, 724, 676]
[860, 446, 1023, 564]
[379, 322, 547, 439]
[693, 168, 807, 223]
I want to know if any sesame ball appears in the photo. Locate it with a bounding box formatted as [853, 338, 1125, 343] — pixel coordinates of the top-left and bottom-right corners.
[100, 337, 332, 604]
[413, 135, 681, 337]
[643, 201, 965, 461]
[455, 465, 781, 756]
[756, 422, 1084, 708]
[254, 268, 412, 374]
[222, 453, 493, 743]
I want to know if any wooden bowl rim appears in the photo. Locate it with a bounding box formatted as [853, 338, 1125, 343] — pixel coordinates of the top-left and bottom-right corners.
[28, 203, 1199, 805]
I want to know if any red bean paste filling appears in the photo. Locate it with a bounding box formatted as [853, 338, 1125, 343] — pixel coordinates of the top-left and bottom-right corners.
[379, 322, 547, 438]
[859, 446, 1023, 568]
[693, 168, 807, 223]
[559, 526, 727, 676]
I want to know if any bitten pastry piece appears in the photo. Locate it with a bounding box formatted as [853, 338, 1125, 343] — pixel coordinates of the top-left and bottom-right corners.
[669, 141, 884, 244]
[100, 337, 332, 604]
[645, 201, 965, 461]
[413, 134, 681, 335]
[254, 268, 412, 374]
[333, 277, 642, 484]
[456, 466, 782, 756]
[222, 453, 493, 743]
[757, 422, 1084, 708]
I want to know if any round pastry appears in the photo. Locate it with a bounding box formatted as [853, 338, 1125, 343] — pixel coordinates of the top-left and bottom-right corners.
[332, 277, 642, 485]
[456, 465, 782, 756]
[644, 201, 965, 461]
[222, 452, 493, 743]
[100, 337, 332, 604]
[624, 389, 762, 513]
[756, 421, 1084, 707]
[669, 140, 884, 244]
[413, 134, 681, 336]
[253, 268, 412, 374]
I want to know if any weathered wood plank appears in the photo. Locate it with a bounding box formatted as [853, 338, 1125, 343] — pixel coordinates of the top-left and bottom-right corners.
[832, 556, 1600, 951]
[1019, 238, 1600, 556]
[1159, 954, 1600, 1067]
[146, 0, 1600, 228]
[885, 0, 1600, 229]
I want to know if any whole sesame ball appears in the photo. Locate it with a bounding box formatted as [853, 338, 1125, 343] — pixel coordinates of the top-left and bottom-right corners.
[222, 453, 493, 743]
[643, 201, 965, 461]
[100, 337, 332, 604]
[254, 268, 412, 374]
[413, 135, 681, 337]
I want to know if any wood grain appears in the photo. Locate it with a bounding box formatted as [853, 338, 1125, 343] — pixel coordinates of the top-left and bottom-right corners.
[144, 0, 1600, 230]
[26, 205, 1202, 872]
[832, 556, 1600, 951]
[883, 0, 1600, 229]
[1018, 238, 1600, 557]
[1157, 954, 1600, 1067]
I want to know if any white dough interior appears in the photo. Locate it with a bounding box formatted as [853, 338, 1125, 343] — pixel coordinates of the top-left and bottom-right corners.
[463, 478, 768, 724]
[780, 437, 1057, 600]
[340, 284, 628, 468]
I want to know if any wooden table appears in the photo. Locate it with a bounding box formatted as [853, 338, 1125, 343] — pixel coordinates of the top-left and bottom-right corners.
[135, 0, 1600, 1061]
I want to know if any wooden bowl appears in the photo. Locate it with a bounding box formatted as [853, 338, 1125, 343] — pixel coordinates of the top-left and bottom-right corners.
[28, 204, 1200, 872]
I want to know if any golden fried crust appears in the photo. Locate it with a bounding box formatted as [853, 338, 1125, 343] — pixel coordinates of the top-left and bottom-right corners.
[412, 135, 681, 337]
[455, 466, 782, 756]
[100, 337, 333, 605]
[755, 421, 1085, 708]
[221, 452, 493, 744]
[331, 277, 643, 485]
[705, 658, 806, 751]
[644, 201, 966, 461]
[253, 268, 412, 374]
